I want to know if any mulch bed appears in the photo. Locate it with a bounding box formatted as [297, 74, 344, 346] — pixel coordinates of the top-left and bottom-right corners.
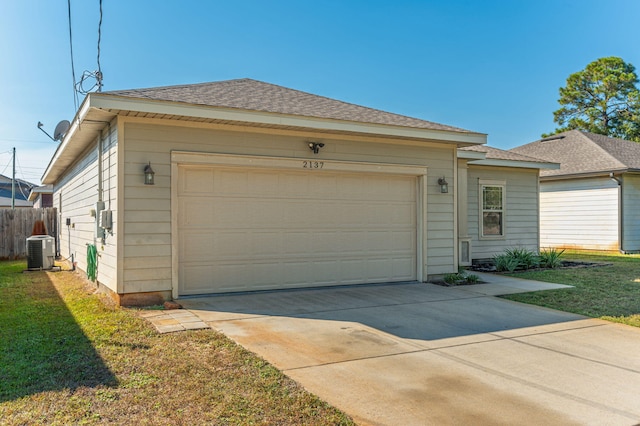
[469, 260, 612, 274]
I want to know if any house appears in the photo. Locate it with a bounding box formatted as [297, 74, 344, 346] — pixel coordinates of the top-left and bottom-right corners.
[28, 185, 53, 208]
[511, 130, 640, 252]
[0, 174, 34, 208]
[41, 78, 549, 305]
[458, 145, 558, 262]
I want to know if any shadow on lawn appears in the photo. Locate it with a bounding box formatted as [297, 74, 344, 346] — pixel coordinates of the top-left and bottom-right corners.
[0, 264, 116, 402]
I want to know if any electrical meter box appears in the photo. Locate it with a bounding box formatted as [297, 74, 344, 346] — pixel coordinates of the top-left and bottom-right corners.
[99, 209, 112, 230]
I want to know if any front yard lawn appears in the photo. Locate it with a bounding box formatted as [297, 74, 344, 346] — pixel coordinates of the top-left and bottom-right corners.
[501, 251, 640, 328]
[0, 260, 353, 425]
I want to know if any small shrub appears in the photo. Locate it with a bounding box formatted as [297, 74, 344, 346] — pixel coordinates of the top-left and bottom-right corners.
[493, 253, 519, 272]
[504, 247, 540, 270]
[443, 269, 483, 285]
[539, 248, 565, 269]
[444, 273, 461, 284]
[465, 274, 480, 284]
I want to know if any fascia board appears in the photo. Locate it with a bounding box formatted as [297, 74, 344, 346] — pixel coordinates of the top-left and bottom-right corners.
[469, 158, 560, 170]
[90, 95, 488, 145]
[540, 168, 631, 181]
[457, 150, 486, 160]
[41, 96, 93, 184]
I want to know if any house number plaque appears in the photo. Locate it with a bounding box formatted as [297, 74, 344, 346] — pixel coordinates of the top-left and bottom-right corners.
[302, 161, 324, 169]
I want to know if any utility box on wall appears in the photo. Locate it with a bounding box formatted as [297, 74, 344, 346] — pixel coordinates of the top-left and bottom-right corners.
[99, 209, 112, 230]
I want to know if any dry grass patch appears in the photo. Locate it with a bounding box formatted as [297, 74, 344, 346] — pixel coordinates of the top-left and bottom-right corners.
[0, 261, 354, 425]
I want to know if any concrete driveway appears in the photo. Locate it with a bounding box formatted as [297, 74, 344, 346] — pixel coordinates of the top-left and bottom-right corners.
[179, 274, 640, 425]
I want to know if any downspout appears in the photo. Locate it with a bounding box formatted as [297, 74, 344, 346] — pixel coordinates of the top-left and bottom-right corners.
[609, 173, 623, 253]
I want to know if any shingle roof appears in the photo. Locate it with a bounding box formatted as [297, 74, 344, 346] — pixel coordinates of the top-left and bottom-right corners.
[510, 130, 640, 177]
[104, 78, 477, 134]
[460, 145, 551, 163]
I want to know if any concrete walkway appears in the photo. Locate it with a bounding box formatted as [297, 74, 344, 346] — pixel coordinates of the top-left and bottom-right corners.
[143, 275, 640, 425]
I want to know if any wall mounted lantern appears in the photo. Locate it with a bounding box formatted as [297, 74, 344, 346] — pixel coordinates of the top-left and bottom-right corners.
[437, 176, 449, 193]
[144, 162, 155, 185]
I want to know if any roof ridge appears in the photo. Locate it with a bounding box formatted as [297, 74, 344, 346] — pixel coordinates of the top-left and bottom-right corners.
[573, 130, 628, 169]
[103, 78, 255, 94]
[103, 78, 479, 134]
[253, 79, 468, 132]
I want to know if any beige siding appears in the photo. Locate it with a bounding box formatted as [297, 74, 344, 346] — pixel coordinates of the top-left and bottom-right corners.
[540, 177, 619, 251]
[54, 124, 119, 292]
[468, 165, 539, 259]
[122, 119, 457, 294]
[622, 174, 640, 252]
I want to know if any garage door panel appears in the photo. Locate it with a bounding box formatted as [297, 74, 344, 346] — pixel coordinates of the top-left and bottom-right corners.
[179, 198, 215, 227]
[211, 200, 250, 226]
[214, 232, 252, 258]
[252, 232, 284, 255]
[282, 262, 312, 285]
[181, 232, 215, 261]
[392, 257, 416, 280]
[249, 171, 280, 195]
[365, 258, 393, 281]
[178, 165, 419, 295]
[216, 170, 249, 194]
[180, 168, 215, 194]
[283, 232, 312, 254]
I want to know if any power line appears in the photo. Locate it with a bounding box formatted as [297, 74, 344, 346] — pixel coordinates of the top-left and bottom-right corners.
[74, 0, 104, 95]
[67, 0, 105, 104]
[67, 0, 79, 111]
[97, 0, 103, 92]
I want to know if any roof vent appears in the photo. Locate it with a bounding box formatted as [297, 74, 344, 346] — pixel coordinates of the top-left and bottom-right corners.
[540, 135, 566, 142]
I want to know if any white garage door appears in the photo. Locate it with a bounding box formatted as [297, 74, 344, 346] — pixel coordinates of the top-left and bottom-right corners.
[177, 164, 418, 295]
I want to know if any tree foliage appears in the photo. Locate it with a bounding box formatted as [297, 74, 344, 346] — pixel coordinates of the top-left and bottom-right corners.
[546, 57, 640, 141]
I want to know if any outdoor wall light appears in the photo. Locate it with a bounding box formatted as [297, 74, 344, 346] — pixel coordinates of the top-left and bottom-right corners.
[144, 162, 155, 185]
[438, 176, 449, 193]
[308, 142, 325, 154]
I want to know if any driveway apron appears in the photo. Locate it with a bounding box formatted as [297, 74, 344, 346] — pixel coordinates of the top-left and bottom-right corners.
[179, 279, 640, 425]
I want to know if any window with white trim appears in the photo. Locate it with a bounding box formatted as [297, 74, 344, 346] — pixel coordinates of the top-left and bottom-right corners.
[479, 180, 505, 238]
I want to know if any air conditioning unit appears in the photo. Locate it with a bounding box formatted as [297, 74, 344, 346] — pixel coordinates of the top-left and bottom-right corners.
[26, 235, 55, 270]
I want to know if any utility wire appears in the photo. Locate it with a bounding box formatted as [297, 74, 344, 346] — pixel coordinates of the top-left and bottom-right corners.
[67, 0, 79, 110]
[68, 0, 104, 101]
[97, 0, 103, 91]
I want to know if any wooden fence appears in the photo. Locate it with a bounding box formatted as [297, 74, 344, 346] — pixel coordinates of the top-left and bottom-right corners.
[0, 208, 57, 259]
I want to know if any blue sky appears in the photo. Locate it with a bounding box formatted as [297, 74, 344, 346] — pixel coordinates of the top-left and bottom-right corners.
[1, 0, 640, 184]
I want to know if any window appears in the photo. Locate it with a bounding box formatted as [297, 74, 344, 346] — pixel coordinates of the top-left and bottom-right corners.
[479, 180, 505, 238]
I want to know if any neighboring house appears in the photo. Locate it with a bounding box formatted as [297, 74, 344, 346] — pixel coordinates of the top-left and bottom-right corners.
[511, 130, 640, 252]
[0, 174, 34, 208]
[41, 78, 547, 305]
[28, 185, 53, 208]
[457, 146, 558, 262]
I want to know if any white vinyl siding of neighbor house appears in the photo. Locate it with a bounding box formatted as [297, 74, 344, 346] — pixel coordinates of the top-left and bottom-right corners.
[621, 174, 640, 252]
[54, 124, 118, 293]
[467, 166, 539, 259]
[121, 118, 457, 295]
[540, 177, 619, 251]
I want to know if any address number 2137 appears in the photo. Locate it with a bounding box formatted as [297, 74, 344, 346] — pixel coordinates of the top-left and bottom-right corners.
[302, 161, 324, 169]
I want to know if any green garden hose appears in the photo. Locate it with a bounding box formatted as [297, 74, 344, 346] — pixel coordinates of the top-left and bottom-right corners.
[87, 244, 98, 281]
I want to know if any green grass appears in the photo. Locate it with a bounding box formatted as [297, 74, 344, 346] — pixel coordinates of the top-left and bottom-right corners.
[501, 250, 640, 327]
[0, 260, 354, 425]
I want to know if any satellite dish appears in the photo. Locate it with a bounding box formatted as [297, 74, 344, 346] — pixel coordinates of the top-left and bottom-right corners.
[53, 120, 71, 141]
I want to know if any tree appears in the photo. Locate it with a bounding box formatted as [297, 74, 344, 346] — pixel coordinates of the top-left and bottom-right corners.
[546, 57, 640, 141]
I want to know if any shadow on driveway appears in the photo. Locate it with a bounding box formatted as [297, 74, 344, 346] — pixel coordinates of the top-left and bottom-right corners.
[180, 282, 583, 341]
